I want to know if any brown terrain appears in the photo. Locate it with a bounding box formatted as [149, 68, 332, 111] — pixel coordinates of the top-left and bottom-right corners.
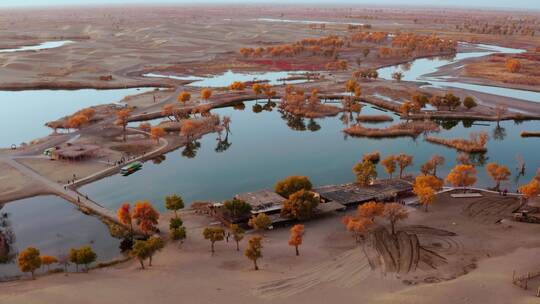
[1, 4, 540, 304]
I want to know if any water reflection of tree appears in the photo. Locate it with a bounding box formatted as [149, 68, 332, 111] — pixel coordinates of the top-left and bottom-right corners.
[436, 54, 456, 61]
[468, 152, 488, 167]
[435, 119, 459, 130]
[215, 132, 232, 152]
[279, 110, 307, 131]
[252, 104, 263, 113]
[233, 102, 245, 111]
[462, 119, 474, 128]
[151, 154, 167, 165]
[0, 210, 16, 264]
[400, 62, 412, 72]
[263, 101, 276, 112]
[182, 140, 201, 158]
[492, 124, 507, 141]
[307, 119, 321, 132]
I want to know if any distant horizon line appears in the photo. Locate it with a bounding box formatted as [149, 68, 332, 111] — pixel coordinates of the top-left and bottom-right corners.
[1, 2, 539, 12]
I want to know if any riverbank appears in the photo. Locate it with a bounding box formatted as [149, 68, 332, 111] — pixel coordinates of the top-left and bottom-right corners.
[2, 190, 540, 303]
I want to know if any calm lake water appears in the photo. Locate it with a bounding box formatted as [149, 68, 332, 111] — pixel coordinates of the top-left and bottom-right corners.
[80, 100, 540, 212]
[0, 196, 122, 279]
[3, 42, 540, 277]
[378, 43, 540, 103]
[144, 70, 312, 87]
[0, 88, 154, 148]
[0, 40, 73, 53]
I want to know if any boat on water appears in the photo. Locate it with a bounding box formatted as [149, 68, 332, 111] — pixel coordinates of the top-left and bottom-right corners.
[120, 161, 143, 176]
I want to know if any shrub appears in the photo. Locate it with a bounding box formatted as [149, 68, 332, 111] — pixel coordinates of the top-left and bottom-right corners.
[275, 176, 313, 198]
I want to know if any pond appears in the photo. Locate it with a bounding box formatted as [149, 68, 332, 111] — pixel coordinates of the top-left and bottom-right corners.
[0, 40, 73, 53]
[0, 196, 122, 280]
[80, 100, 540, 212]
[0, 87, 155, 148]
[377, 43, 540, 103]
[143, 70, 314, 87]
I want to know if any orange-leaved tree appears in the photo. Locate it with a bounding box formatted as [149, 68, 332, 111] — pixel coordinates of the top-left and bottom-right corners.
[446, 164, 477, 191]
[381, 155, 396, 178]
[178, 91, 191, 105]
[413, 175, 443, 212]
[244, 235, 263, 270]
[18, 247, 41, 279]
[252, 83, 263, 99]
[519, 179, 540, 203]
[342, 216, 374, 242]
[117, 202, 134, 240]
[150, 126, 166, 144]
[201, 88, 212, 102]
[506, 58, 521, 73]
[132, 201, 160, 235]
[383, 203, 409, 235]
[358, 201, 385, 221]
[396, 154, 413, 178]
[288, 224, 305, 256]
[229, 81, 245, 91]
[116, 108, 132, 142]
[485, 162, 511, 191]
[40, 255, 58, 271]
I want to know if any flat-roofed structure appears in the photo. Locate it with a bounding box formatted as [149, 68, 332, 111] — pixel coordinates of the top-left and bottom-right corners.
[235, 189, 285, 215]
[314, 179, 413, 206]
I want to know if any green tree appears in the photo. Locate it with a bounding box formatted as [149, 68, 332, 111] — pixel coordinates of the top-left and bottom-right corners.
[203, 227, 225, 253]
[170, 226, 187, 241]
[223, 198, 252, 219]
[130, 240, 151, 269]
[69, 248, 80, 272]
[281, 189, 320, 220]
[77, 246, 97, 272]
[248, 213, 272, 231]
[146, 236, 165, 266]
[165, 194, 184, 219]
[244, 235, 263, 270]
[230, 224, 245, 251]
[18, 247, 41, 279]
[169, 217, 186, 241]
[275, 176, 312, 198]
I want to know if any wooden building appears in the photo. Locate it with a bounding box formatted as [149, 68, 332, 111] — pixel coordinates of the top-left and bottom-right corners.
[314, 179, 413, 207]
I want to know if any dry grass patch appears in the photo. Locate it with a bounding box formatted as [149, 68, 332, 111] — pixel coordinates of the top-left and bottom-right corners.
[355, 115, 394, 122]
[345, 120, 439, 138]
[425, 132, 489, 153]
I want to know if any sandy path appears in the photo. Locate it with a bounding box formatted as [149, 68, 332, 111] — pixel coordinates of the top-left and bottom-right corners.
[254, 246, 372, 298]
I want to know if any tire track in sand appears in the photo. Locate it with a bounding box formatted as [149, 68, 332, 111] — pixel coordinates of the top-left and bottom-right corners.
[253, 247, 372, 299]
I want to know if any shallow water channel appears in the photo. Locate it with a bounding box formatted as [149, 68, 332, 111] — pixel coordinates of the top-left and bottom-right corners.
[378, 43, 540, 103]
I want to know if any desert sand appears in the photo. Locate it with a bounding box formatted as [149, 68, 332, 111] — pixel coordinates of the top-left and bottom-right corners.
[2, 192, 540, 304]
